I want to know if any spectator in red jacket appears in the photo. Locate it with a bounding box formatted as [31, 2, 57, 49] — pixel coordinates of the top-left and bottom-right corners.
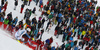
[2, 1, 8, 11]
[51, 5, 54, 11]
[49, 37, 53, 45]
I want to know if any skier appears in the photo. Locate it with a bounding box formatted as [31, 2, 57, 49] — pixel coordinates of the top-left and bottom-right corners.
[22, 28, 31, 43]
[15, 26, 26, 40]
[14, 0, 18, 10]
[20, 3, 25, 13]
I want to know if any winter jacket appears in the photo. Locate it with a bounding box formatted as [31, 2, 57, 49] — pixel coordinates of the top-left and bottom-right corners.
[47, 10, 50, 15]
[65, 35, 68, 41]
[82, 31, 86, 35]
[74, 47, 78, 50]
[65, 43, 69, 48]
[19, 20, 23, 26]
[78, 31, 82, 35]
[4, 19, 9, 24]
[36, 0, 39, 2]
[3, 3, 7, 9]
[69, 37, 73, 41]
[74, 41, 77, 46]
[0, 7, 1, 13]
[26, 19, 31, 25]
[51, 5, 54, 10]
[63, 32, 67, 38]
[38, 21, 42, 28]
[47, 1, 49, 5]
[58, 18, 62, 23]
[42, 18, 45, 24]
[59, 0, 62, 3]
[15, 0, 18, 6]
[45, 39, 50, 44]
[31, 25, 36, 32]
[70, 42, 74, 47]
[49, 38, 53, 44]
[21, 4, 25, 8]
[7, 13, 12, 18]
[99, 39, 100, 42]
[0, 17, 4, 22]
[40, 0, 43, 4]
[32, 8, 36, 13]
[34, 29, 38, 35]
[75, 28, 78, 32]
[29, 10, 32, 15]
[58, 13, 62, 17]
[14, 18, 18, 25]
[61, 44, 65, 50]
[39, 17, 42, 21]
[57, 27, 61, 35]
[48, 14, 53, 19]
[32, 18, 36, 23]
[33, 29, 38, 39]
[12, 20, 16, 25]
[51, 47, 55, 50]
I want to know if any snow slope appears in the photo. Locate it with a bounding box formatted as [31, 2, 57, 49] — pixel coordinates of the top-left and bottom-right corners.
[0, 29, 32, 50]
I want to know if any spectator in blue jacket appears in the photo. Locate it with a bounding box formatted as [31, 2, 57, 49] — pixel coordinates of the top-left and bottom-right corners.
[0, 6, 1, 13]
[14, 17, 18, 25]
[70, 41, 74, 47]
[51, 46, 55, 50]
[0, 15, 4, 22]
[58, 17, 62, 25]
[45, 38, 50, 44]
[69, 36, 73, 41]
[74, 46, 78, 50]
[34, 29, 38, 40]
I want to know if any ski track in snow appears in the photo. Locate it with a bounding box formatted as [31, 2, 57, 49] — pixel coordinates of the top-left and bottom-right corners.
[0, 29, 32, 50]
[0, 0, 100, 50]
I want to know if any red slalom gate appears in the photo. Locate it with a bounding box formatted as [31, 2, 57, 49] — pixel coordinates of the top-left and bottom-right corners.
[3, 24, 8, 30]
[0, 22, 3, 28]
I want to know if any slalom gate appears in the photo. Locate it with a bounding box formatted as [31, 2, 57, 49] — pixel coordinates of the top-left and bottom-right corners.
[0, 21, 45, 50]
